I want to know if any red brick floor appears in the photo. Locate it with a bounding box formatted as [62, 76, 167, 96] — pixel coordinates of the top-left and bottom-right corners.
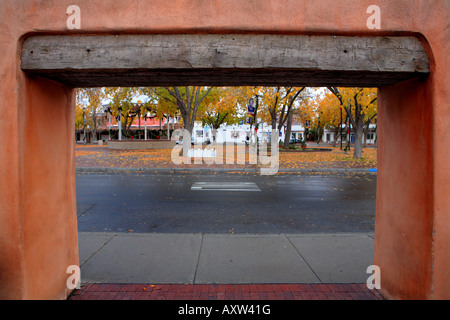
[68, 283, 385, 300]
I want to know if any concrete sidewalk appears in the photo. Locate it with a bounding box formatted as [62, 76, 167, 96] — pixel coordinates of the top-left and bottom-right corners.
[78, 232, 375, 285]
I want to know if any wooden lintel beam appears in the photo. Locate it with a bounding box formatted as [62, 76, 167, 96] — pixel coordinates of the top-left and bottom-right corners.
[21, 34, 430, 87]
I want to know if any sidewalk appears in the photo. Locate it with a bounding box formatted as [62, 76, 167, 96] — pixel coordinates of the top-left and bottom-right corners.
[69, 232, 384, 300]
[72, 146, 381, 300]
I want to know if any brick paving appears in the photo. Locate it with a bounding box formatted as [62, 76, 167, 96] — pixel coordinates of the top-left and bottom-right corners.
[68, 283, 385, 300]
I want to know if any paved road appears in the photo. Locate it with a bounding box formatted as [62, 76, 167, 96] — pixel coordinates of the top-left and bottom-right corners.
[76, 172, 376, 234]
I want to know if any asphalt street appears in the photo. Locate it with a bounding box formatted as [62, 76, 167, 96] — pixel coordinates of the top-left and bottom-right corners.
[76, 172, 377, 234]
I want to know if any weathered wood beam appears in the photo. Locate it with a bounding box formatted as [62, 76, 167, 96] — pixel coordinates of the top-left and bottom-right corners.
[21, 34, 429, 87]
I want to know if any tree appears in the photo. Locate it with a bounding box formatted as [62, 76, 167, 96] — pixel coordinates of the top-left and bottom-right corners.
[254, 87, 305, 146]
[314, 90, 344, 147]
[139, 87, 178, 139]
[76, 88, 105, 142]
[282, 88, 308, 148]
[259, 87, 305, 130]
[327, 87, 377, 159]
[261, 87, 287, 130]
[161, 86, 214, 135]
[104, 87, 143, 138]
[200, 87, 245, 132]
[75, 103, 85, 131]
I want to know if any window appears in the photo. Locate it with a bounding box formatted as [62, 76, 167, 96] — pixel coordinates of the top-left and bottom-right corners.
[367, 133, 374, 140]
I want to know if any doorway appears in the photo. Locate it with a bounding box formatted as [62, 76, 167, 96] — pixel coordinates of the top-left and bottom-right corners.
[15, 33, 436, 300]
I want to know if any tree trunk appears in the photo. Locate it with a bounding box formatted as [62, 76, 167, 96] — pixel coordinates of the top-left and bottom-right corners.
[125, 114, 136, 137]
[353, 118, 364, 159]
[332, 127, 340, 147]
[180, 109, 192, 135]
[166, 86, 212, 136]
[374, 124, 378, 147]
[283, 108, 293, 149]
[362, 114, 377, 148]
[363, 127, 368, 148]
[271, 118, 277, 131]
[92, 109, 98, 142]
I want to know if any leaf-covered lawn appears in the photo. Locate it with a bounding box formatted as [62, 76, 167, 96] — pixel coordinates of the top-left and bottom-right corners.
[279, 147, 377, 169]
[75, 144, 377, 169]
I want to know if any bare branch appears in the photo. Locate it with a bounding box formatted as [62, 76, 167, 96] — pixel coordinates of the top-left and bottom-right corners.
[195, 86, 213, 106]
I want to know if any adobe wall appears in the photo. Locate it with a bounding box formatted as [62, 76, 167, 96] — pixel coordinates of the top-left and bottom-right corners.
[0, 0, 448, 299]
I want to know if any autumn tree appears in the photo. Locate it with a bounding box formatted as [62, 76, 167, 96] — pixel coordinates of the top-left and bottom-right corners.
[327, 87, 377, 159]
[282, 88, 311, 148]
[265, 87, 304, 130]
[314, 90, 345, 147]
[76, 88, 105, 142]
[75, 104, 85, 131]
[255, 87, 305, 146]
[104, 87, 145, 138]
[155, 87, 214, 136]
[199, 87, 243, 131]
[139, 87, 178, 137]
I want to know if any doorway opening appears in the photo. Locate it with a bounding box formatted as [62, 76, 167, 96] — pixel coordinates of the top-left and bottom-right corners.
[19, 33, 430, 298]
[73, 84, 378, 285]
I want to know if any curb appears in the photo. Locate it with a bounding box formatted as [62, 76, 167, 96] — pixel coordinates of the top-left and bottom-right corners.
[76, 167, 377, 174]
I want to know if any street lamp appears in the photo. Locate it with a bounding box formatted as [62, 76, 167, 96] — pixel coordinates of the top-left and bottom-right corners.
[340, 106, 343, 150]
[82, 106, 87, 145]
[317, 111, 323, 145]
[104, 107, 112, 141]
[348, 102, 351, 151]
[144, 108, 148, 141]
[118, 107, 122, 141]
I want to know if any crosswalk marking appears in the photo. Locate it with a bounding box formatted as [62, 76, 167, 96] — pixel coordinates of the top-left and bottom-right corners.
[191, 182, 261, 192]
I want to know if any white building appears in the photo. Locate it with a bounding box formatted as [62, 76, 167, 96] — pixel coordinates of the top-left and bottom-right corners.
[191, 121, 377, 146]
[191, 121, 306, 145]
[321, 124, 377, 145]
